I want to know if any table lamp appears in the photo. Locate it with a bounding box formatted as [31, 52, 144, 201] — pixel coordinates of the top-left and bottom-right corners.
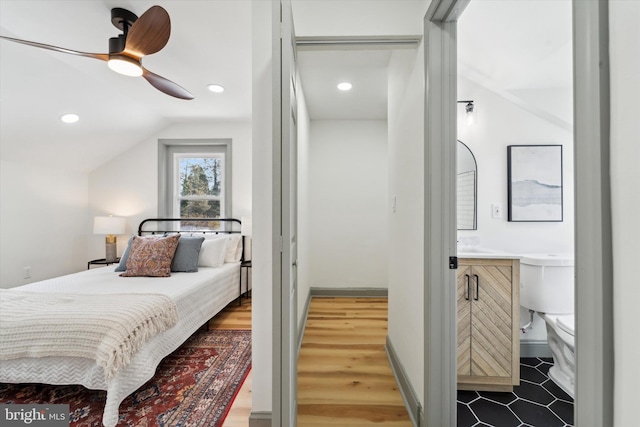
[94, 216, 126, 262]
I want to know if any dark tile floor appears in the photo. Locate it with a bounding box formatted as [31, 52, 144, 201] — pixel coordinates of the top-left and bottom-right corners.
[457, 357, 574, 427]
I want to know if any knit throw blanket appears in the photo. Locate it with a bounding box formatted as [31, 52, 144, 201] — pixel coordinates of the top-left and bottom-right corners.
[0, 289, 178, 381]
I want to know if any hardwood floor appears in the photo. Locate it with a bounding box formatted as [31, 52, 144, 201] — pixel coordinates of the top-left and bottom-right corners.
[217, 296, 412, 427]
[209, 298, 252, 427]
[297, 297, 412, 426]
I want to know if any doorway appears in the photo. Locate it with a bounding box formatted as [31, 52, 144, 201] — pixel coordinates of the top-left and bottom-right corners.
[423, 0, 613, 425]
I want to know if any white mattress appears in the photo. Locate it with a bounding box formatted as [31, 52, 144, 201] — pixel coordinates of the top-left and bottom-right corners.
[0, 263, 240, 427]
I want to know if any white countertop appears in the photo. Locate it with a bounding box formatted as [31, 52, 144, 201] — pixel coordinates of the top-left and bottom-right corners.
[457, 248, 520, 260]
[457, 249, 574, 263]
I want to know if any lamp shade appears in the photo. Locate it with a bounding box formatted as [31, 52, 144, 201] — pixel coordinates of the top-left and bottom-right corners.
[93, 216, 126, 235]
[241, 216, 252, 236]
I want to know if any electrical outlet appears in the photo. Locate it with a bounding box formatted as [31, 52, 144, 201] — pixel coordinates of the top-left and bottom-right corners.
[392, 195, 397, 213]
[492, 203, 503, 219]
[23, 266, 31, 279]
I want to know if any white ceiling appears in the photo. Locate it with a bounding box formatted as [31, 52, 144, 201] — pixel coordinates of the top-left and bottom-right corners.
[297, 49, 391, 120]
[0, 0, 252, 172]
[0, 0, 572, 173]
[457, 0, 573, 127]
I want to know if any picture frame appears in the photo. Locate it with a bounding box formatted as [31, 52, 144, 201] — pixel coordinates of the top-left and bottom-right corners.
[507, 145, 563, 222]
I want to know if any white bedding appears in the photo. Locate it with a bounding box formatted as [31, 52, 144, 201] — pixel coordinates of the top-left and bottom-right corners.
[0, 263, 240, 427]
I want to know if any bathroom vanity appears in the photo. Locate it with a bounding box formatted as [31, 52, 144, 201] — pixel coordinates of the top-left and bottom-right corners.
[457, 256, 520, 392]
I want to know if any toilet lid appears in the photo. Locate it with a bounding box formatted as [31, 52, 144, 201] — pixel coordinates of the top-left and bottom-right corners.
[556, 315, 575, 336]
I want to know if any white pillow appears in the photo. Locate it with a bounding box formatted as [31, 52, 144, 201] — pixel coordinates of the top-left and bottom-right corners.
[198, 237, 228, 268]
[225, 234, 243, 263]
[234, 237, 244, 262]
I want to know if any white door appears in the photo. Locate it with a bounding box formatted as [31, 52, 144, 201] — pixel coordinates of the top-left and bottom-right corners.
[277, 0, 298, 425]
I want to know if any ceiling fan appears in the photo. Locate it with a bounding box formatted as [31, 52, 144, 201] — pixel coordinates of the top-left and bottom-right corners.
[0, 5, 194, 100]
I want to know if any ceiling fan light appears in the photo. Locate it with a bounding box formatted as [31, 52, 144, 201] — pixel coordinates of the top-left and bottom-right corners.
[108, 56, 143, 77]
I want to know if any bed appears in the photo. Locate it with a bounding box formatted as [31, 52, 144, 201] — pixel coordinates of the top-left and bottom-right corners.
[0, 218, 244, 427]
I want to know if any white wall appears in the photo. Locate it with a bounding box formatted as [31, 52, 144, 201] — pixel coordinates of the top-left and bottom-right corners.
[0, 160, 89, 287]
[387, 46, 425, 404]
[297, 75, 312, 329]
[251, 0, 274, 414]
[308, 120, 388, 288]
[87, 121, 252, 261]
[610, 1, 640, 425]
[456, 77, 574, 254]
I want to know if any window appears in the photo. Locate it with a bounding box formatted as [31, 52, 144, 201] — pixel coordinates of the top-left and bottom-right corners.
[159, 140, 232, 229]
[176, 154, 224, 219]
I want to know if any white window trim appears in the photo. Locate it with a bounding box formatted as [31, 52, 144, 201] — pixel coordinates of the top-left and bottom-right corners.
[158, 139, 232, 220]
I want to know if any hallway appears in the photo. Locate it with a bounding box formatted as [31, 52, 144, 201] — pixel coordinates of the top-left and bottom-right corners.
[297, 297, 411, 426]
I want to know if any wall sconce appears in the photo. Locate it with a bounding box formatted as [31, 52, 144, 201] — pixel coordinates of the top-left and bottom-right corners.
[94, 215, 126, 262]
[458, 100, 475, 126]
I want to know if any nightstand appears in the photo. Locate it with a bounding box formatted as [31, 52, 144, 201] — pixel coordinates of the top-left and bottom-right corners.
[239, 260, 252, 305]
[88, 258, 120, 270]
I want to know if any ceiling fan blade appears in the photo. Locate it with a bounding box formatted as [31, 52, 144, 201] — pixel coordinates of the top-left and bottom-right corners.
[142, 67, 193, 100]
[124, 6, 171, 58]
[0, 35, 108, 61]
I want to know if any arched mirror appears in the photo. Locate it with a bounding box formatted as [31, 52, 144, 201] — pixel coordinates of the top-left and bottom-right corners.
[457, 140, 477, 230]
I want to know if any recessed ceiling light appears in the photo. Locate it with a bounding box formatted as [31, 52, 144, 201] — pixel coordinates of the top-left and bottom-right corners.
[207, 84, 225, 93]
[60, 113, 79, 124]
[337, 82, 352, 91]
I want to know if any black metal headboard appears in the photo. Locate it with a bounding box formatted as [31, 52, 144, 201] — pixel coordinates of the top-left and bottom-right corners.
[137, 218, 242, 236]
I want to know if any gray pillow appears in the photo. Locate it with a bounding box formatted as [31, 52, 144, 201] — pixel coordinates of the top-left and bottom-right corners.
[114, 235, 135, 272]
[171, 236, 205, 272]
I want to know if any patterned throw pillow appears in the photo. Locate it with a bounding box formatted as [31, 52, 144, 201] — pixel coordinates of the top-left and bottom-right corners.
[119, 234, 181, 277]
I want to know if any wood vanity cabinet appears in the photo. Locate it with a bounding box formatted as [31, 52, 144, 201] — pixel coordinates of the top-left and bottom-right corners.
[457, 258, 520, 392]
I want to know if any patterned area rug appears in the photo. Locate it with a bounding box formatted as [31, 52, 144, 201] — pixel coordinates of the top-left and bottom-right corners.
[0, 328, 251, 426]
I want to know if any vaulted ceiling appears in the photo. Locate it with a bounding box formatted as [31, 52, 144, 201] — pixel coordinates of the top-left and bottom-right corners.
[0, 0, 571, 173]
[0, 0, 252, 172]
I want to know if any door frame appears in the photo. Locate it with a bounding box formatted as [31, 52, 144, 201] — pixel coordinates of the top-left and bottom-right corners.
[423, 0, 613, 425]
[273, 0, 298, 425]
[423, 1, 463, 425]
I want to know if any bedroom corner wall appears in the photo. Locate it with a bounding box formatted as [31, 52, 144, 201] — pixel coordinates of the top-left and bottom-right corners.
[387, 45, 425, 405]
[307, 119, 388, 289]
[87, 121, 252, 262]
[0, 160, 89, 288]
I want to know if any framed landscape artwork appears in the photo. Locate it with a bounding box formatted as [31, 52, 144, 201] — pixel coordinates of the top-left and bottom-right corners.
[507, 145, 563, 222]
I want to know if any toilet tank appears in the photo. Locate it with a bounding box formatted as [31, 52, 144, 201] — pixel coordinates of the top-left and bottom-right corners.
[519, 254, 574, 314]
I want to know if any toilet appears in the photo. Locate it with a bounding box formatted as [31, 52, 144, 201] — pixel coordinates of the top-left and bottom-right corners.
[519, 254, 575, 398]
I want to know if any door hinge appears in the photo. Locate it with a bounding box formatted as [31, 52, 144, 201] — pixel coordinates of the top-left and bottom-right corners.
[449, 256, 458, 269]
[279, 236, 284, 253]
